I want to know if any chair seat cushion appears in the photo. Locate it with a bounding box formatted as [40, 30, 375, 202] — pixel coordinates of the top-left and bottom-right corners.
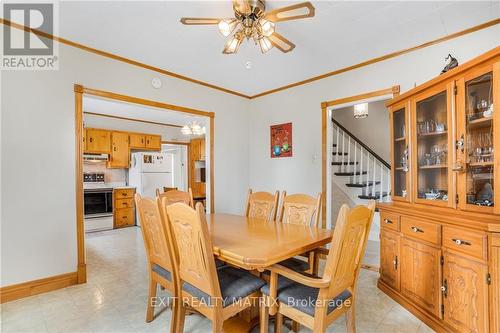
[279, 257, 310, 272]
[261, 276, 351, 316]
[183, 266, 265, 307]
[152, 264, 172, 281]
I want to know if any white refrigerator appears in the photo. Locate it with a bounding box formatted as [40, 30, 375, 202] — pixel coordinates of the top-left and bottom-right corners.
[129, 152, 174, 222]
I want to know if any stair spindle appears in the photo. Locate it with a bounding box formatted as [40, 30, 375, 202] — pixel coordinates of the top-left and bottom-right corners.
[353, 141, 357, 184]
[359, 147, 363, 186]
[347, 137, 351, 174]
[372, 157, 376, 197]
[379, 162, 383, 201]
[336, 126, 340, 163]
[341, 131, 345, 172]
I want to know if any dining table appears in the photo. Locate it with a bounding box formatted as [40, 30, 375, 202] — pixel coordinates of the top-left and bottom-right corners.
[205, 213, 334, 332]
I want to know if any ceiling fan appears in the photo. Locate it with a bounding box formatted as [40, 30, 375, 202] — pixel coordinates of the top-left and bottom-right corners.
[180, 0, 315, 54]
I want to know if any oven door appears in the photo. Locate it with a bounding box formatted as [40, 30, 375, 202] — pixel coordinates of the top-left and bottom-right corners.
[84, 189, 113, 218]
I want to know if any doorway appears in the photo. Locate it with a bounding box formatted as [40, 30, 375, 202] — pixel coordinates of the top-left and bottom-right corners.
[74, 85, 215, 283]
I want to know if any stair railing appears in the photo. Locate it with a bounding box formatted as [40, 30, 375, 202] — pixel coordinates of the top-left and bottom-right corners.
[332, 118, 392, 201]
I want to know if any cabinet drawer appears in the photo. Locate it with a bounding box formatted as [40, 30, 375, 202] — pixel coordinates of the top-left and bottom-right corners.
[442, 227, 487, 261]
[401, 217, 441, 245]
[114, 189, 134, 199]
[115, 208, 135, 227]
[380, 211, 400, 231]
[115, 198, 134, 209]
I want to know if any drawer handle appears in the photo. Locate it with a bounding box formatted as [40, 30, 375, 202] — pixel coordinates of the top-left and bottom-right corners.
[452, 238, 471, 246]
[121, 193, 127, 196]
[410, 226, 424, 233]
[384, 218, 393, 224]
[393, 256, 398, 270]
[122, 215, 127, 219]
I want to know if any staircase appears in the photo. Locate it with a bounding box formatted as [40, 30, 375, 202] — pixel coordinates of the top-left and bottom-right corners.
[331, 118, 391, 205]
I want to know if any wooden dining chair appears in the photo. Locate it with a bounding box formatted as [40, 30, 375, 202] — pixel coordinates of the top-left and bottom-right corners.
[276, 192, 322, 273]
[245, 189, 279, 222]
[163, 202, 266, 333]
[278, 191, 322, 227]
[156, 188, 194, 208]
[135, 193, 177, 331]
[260, 201, 376, 333]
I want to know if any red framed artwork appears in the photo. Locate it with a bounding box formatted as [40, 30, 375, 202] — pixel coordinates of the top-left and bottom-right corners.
[270, 122, 292, 158]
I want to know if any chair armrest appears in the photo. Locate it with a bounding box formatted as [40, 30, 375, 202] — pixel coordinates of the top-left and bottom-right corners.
[269, 264, 330, 289]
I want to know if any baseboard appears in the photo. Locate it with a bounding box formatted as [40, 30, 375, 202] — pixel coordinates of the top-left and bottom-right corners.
[0, 272, 78, 303]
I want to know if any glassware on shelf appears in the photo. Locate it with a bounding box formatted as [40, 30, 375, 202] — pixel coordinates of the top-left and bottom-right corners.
[416, 90, 448, 202]
[464, 71, 494, 207]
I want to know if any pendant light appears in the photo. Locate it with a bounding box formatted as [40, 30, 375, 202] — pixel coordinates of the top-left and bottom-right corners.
[354, 103, 368, 119]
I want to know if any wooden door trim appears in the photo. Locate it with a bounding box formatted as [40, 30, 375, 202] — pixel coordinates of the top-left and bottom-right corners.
[320, 86, 400, 228]
[74, 84, 215, 283]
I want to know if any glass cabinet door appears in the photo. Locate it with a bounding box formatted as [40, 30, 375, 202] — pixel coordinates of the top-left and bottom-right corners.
[413, 88, 451, 205]
[461, 70, 495, 210]
[391, 105, 409, 200]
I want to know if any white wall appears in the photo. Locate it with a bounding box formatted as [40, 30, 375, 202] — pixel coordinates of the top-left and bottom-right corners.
[333, 100, 391, 162]
[1, 33, 250, 286]
[248, 26, 500, 227]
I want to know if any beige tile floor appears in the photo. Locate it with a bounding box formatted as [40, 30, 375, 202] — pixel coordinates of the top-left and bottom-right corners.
[1, 227, 435, 333]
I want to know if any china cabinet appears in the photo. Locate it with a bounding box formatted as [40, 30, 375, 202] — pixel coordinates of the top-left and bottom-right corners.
[379, 47, 500, 333]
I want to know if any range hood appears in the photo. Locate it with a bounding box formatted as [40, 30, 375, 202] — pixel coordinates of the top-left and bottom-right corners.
[83, 153, 109, 162]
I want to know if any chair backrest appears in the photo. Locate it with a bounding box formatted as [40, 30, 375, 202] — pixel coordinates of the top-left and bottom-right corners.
[278, 192, 322, 227]
[156, 188, 194, 208]
[245, 189, 279, 222]
[135, 193, 173, 273]
[163, 202, 221, 300]
[321, 201, 376, 301]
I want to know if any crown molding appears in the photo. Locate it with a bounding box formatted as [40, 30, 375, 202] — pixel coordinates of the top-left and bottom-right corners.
[1, 18, 499, 100]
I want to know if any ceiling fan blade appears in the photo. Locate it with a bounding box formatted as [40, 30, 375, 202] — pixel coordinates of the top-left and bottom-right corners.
[180, 17, 221, 25]
[264, 2, 315, 22]
[268, 32, 296, 53]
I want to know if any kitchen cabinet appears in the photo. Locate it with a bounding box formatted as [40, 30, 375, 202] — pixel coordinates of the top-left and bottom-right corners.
[379, 48, 500, 333]
[190, 138, 206, 161]
[85, 128, 111, 153]
[145, 135, 161, 150]
[107, 132, 130, 168]
[189, 138, 206, 198]
[129, 133, 146, 149]
[113, 188, 135, 228]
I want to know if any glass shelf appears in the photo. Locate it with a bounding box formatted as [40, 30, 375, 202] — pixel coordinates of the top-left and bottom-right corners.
[392, 108, 407, 198]
[416, 91, 449, 202]
[465, 72, 494, 207]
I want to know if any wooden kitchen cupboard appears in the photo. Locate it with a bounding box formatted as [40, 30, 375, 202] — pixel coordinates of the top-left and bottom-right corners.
[107, 131, 130, 168]
[113, 188, 136, 228]
[85, 128, 111, 153]
[379, 47, 500, 333]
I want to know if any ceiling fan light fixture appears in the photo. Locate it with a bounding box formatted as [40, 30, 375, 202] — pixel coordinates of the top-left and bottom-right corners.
[218, 19, 237, 37]
[223, 33, 243, 54]
[258, 18, 275, 37]
[258, 36, 273, 53]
